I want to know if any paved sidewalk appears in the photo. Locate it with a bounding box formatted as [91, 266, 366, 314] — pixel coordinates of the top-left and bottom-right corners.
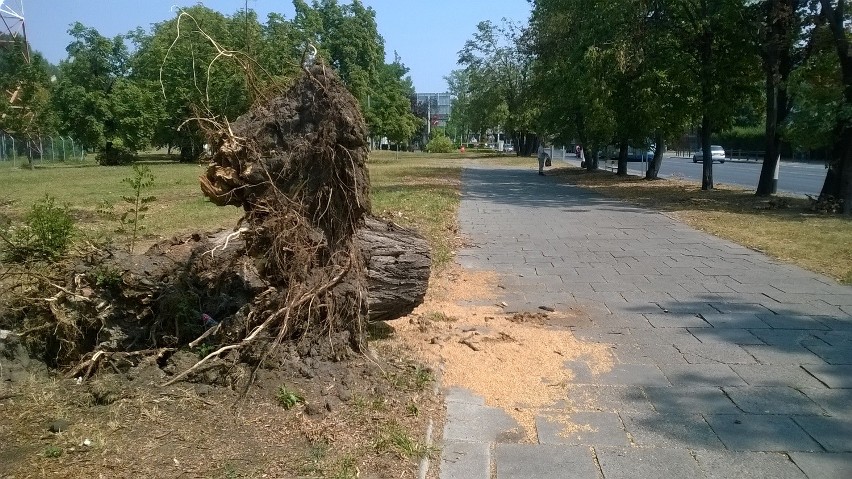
[439, 166, 852, 479]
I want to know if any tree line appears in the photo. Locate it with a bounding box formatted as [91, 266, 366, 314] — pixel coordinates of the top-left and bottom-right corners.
[446, 0, 852, 213]
[0, 0, 420, 164]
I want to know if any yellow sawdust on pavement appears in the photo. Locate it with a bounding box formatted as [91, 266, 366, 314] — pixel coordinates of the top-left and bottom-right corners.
[391, 265, 614, 442]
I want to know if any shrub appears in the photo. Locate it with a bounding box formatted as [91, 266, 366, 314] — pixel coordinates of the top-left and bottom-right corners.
[96, 142, 137, 166]
[1, 195, 75, 262]
[425, 135, 454, 153]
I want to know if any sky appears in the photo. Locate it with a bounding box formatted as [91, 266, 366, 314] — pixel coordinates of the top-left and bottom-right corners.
[12, 0, 532, 93]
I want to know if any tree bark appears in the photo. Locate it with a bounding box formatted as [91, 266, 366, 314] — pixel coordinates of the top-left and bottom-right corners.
[646, 132, 664, 179]
[700, 0, 715, 191]
[818, 0, 852, 213]
[617, 138, 629, 176]
[357, 217, 431, 322]
[757, 0, 797, 196]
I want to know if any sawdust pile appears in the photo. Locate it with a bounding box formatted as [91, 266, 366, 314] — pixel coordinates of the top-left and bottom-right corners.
[393, 266, 614, 441]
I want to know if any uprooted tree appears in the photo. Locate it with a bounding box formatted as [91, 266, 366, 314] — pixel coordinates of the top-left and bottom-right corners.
[4, 63, 431, 381]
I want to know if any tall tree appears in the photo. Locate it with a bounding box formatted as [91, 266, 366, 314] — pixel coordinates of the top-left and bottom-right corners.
[292, 0, 386, 123]
[756, 0, 804, 195]
[668, 0, 761, 190]
[458, 19, 539, 156]
[816, 0, 852, 213]
[131, 6, 255, 161]
[368, 54, 420, 153]
[0, 34, 55, 165]
[52, 23, 159, 161]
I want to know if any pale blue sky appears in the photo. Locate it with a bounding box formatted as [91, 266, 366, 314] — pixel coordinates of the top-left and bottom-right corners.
[18, 0, 531, 92]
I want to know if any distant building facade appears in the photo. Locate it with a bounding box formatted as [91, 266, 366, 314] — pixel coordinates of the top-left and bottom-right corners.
[414, 92, 452, 129]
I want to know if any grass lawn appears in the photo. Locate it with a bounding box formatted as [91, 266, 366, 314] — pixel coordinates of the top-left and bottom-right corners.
[0, 155, 244, 248]
[1, 150, 848, 283]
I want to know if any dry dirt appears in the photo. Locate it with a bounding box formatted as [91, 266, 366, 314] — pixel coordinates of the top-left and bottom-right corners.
[0, 331, 440, 479]
[389, 265, 615, 443]
[1, 263, 617, 478]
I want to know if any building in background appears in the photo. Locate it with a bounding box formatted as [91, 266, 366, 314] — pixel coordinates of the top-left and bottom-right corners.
[414, 92, 451, 133]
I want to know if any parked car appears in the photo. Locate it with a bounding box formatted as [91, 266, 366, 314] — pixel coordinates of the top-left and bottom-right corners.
[693, 145, 726, 163]
[503, 143, 514, 153]
[626, 146, 655, 162]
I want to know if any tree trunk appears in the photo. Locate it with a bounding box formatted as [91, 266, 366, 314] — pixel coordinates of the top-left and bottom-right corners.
[45, 216, 430, 358]
[758, 0, 797, 196]
[818, 0, 852, 213]
[617, 138, 628, 176]
[700, 2, 715, 191]
[701, 113, 714, 190]
[646, 132, 664, 179]
[358, 217, 431, 322]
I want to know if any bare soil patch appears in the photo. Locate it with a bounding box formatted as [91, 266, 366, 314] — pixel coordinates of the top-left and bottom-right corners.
[0, 332, 440, 478]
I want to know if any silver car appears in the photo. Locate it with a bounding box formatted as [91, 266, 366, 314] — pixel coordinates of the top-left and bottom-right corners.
[693, 145, 726, 164]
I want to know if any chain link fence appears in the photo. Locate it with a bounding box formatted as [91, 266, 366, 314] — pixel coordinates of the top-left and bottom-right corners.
[0, 132, 87, 167]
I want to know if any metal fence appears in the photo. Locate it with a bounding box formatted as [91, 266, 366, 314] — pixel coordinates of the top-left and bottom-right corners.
[0, 133, 87, 166]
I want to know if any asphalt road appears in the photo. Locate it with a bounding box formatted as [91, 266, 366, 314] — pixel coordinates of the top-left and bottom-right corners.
[555, 150, 827, 197]
[658, 155, 827, 197]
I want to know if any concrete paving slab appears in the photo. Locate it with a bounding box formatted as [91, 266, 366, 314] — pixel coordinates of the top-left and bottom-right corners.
[493, 444, 599, 479]
[693, 451, 807, 479]
[564, 385, 655, 414]
[535, 411, 629, 447]
[595, 446, 701, 479]
[623, 413, 726, 449]
[704, 415, 822, 452]
[699, 313, 771, 329]
[757, 314, 832, 330]
[730, 364, 827, 389]
[750, 329, 823, 347]
[677, 343, 759, 365]
[643, 313, 710, 328]
[742, 344, 827, 365]
[789, 452, 852, 479]
[801, 364, 852, 388]
[444, 396, 521, 443]
[445, 387, 486, 405]
[610, 343, 688, 365]
[569, 363, 670, 387]
[643, 386, 740, 415]
[660, 364, 748, 387]
[802, 342, 852, 365]
[440, 440, 490, 479]
[723, 386, 826, 415]
[443, 166, 852, 479]
[688, 327, 766, 345]
[792, 416, 852, 452]
[799, 388, 852, 418]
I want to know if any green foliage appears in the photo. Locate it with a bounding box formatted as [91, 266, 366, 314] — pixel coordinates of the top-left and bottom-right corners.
[95, 143, 137, 166]
[331, 455, 358, 479]
[0, 195, 74, 262]
[368, 55, 420, 148]
[276, 385, 304, 410]
[375, 421, 435, 460]
[425, 134, 454, 154]
[713, 126, 766, 152]
[89, 265, 122, 291]
[43, 446, 63, 458]
[196, 343, 215, 359]
[52, 23, 161, 155]
[786, 47, 846, 151]
[119, 164, 156, 253]
[0, 36, 56, 142]
[457, 20, 536, 142]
